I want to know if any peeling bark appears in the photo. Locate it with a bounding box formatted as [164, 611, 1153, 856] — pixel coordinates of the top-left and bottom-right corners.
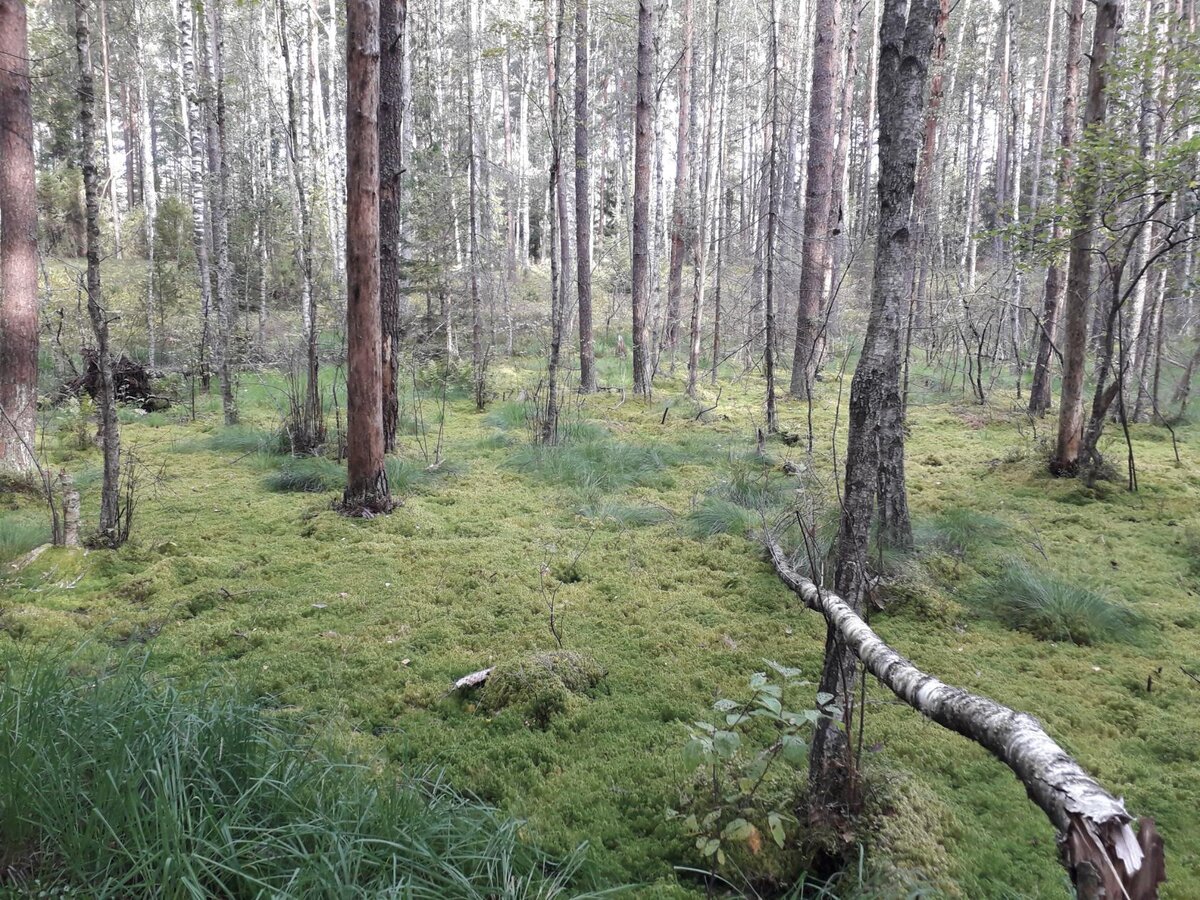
[766, 538, 1165, 898]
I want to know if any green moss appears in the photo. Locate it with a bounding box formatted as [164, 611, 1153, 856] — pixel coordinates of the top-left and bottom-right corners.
[479, 651, 607, 726]
[3, 356, 1198, 897]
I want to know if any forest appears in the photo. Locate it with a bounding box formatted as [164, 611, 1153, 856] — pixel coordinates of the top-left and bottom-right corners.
[0, 0, 1197, 894]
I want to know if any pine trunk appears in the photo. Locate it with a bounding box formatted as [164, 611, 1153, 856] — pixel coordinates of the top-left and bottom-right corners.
[0, 0, 39, 474]
[343, 0, 391, 514]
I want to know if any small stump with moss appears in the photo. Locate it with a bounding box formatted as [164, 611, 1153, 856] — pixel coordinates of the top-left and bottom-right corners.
[478, 651, 606, 727]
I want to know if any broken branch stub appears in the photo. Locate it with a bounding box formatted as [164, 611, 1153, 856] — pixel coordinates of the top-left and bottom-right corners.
[764, 537, 1165, 899]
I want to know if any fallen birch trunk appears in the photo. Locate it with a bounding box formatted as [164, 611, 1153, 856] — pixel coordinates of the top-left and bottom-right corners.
[765, 538, 1165, 899]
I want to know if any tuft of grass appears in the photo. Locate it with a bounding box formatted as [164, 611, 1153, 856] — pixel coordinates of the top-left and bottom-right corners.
[385, 457, 463, 493]
[913, 507, 1008, 557]
[0, 651, 593, 898]
[263, 456, 345, 493]
[972, 561, 1142, 645]
[576, 500, 671, 528]
[0, 516, 50, 565]
[688, 496, 758, 537]
[205, 424, 286, 456]
[509, 438, 673, 496]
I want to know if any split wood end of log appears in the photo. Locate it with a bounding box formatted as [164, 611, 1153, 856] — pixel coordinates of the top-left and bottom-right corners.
[763, 535, 1166, 899]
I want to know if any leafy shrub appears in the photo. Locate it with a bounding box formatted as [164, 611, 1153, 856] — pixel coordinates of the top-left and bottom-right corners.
[973, 561, 1141, 645]
[0, 651, 591, 897]
[264, 456, 345, 493]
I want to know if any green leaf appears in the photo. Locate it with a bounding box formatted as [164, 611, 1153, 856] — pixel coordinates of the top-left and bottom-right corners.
[723, 817, 755, 841]
[815, 691, 835, 706]
[713, 698, 738, 712]
[713, 730, 741, 759]
[682, 737, 708, 769]
[756, 695, 782, 715]
[749, 672, 767, 689]
[768, 812, 786, 848]
[702, 838, 721, 857]
[764, 659, 802, 679]
[781, 734, 807, 765]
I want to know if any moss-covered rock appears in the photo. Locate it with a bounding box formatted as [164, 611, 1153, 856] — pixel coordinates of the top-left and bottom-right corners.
[479, 650, 606, 726]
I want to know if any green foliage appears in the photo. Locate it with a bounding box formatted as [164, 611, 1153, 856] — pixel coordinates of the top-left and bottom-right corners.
[0, 651, 591, 898]
[0, 515, 50, 566]
[672, 663, 826, 886]
[263, 456, 345, 493]
[972, 561, 1142, 645]
[688, 454, 797, 539]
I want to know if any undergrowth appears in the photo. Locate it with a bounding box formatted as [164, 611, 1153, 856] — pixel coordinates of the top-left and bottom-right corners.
[971, 560, 1142, 645]
[0, 650, 594, 898]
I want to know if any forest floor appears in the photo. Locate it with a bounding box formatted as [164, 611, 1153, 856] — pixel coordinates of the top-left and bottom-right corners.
[2, 358, 1198, 898]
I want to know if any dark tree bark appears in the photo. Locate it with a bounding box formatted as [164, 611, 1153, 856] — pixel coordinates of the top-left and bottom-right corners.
[808, 0, 936, 823]
[380, 0, 407, 450]
[342, 0, 391, 514]
[789, 0, 840, 397]
[631, 0, 654, 398]
[1052, 0, 1123, 475]
[467, 0, 485, 411]
[76, 0, 123, 546]
[542, 0, 567, 440]
[0, 0, 39, 474]
[575, 0, 596, 393]
[1030, 0, 1083, 416]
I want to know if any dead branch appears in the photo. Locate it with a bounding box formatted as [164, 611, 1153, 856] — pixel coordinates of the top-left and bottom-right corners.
[764, 536, 1165, 899]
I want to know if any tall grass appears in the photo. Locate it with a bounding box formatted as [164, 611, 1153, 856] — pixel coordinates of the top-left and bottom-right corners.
[0, 652, 593, 898]
[0, 515, 50, 565]
[913, 508, 1008, 558]
[263, 456, 346, 493]
[509, 439, 674, 495]
[972, 561, 1141, 645]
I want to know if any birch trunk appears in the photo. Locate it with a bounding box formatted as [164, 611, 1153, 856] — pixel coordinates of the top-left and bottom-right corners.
[631, 0, 654, 397]
[134, 0, 158, 368]
[575, 0, 596, 392]
[767, 538, 1165, 898]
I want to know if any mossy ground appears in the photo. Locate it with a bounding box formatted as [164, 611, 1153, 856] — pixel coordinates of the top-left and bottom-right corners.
[2, 355, 1197, 898]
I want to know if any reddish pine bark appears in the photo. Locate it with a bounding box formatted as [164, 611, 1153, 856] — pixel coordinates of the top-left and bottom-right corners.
[343, 0, 391, 513]
[0, 0, 39, 474]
